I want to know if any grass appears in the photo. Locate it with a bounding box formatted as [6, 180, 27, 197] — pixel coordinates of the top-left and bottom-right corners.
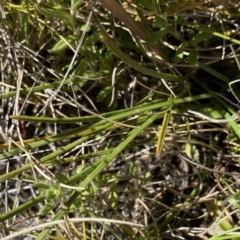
[1, 0, 240, 239]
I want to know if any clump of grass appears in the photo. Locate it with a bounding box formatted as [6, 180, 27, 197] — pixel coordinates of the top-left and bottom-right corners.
[0, 0, 240, 239]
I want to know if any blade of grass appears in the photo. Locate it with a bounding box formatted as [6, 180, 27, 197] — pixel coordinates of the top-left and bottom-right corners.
[156, 110, 170, 155]
[3, 93, 213, 160]
[0, 121, 113, 183]
[99, 35, 184, 81]
[36, 112, 161, 240]
[0, 94, 214, 182]
[197, 62, 230, 83]
[193, 77, 240, 138]
[0, 77, 86, 100]
[10, 93, 213, 124]
[98, 0, 169, 61]
[0, 195, 45, 223]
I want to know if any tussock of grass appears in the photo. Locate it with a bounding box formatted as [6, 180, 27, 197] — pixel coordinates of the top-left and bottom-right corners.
[0, 0, 240, 239]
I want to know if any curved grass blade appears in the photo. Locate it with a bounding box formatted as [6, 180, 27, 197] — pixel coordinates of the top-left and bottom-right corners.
[100, 35, 185, 81]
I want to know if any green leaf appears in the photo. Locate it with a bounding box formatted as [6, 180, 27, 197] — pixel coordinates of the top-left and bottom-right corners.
[41, 184, 62, 200]
[84, 30, 101, 46]
[185, 142, 199, 160]
[227, 191, 240, 209]
[74, 60, 88, 75]
[80, 23, 92, 32]
[97, 86, 112, 103]
[49, 35, 76, 54]
[36, 5, 74, 29]
[55, 173, 68, 183]
[71, 0, 83, 12]
[190, 30, 213, 45]
[108, 183, 118, 207]
[174, 43, 185, 62]
[40, 201, 56, 214]
[33, 182, 49, 189]
[234, 191, 240, 200]
[153, 14, 168, 28]
[188, 50, 199, 65]
[219, 219, 232, 231]
[144, 28, 169, 45]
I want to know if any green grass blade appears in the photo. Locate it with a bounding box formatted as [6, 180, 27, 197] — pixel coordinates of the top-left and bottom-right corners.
[100, 35, 185, 81]
[36, 112, 161, 240]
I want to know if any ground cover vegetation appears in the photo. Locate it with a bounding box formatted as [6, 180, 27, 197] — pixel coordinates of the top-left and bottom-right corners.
[0, 0, 240, 239]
